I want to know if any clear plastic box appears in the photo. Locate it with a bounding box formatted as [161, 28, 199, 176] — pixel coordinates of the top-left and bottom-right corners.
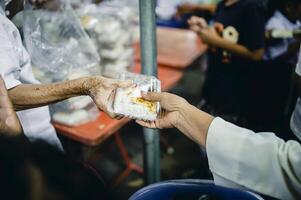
[111, 72, 161, 121]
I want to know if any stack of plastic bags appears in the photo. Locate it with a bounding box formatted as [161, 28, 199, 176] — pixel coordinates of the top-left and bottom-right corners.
[77, 1, 138, 75]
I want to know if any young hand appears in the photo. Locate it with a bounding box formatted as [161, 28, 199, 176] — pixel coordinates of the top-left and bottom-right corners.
[0, 76, 22, 136]
[188, 16, 222, 46]
[136, 92, 214, 147]
[87, 77, 133, 119]
[136, 92, 188, 129]
[198, 27, 222, 46]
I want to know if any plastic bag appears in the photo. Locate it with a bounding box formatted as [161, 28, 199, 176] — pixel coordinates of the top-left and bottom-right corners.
[23, 0, 100, 74]
[77, 1, 136, 74]
[111, 72, 161, 121]
[23, 0, 101, 126]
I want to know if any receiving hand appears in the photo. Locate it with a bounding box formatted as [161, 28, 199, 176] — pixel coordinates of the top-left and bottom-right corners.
[136, 92, 188, 129]
[188, 17, 222, 46]
[199, 27, 222, 46]
[0, 76, 22, 136]
[88, 77, 133, 119]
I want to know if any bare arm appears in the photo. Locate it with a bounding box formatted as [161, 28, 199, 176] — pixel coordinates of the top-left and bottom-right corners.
[188, 17, 264, 61]
[8, 77, 89, 111]
[196, 27, 264, 61]
[211, 35, 264, 61]
[8, 76, 132, 118]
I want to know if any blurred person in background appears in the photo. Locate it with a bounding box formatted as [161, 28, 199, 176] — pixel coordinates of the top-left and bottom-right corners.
[265, 0, 301, 62]
[245, 0, 301, 134]
[0, 0, 132, 151]
[137, 92, 301, 199]
[188, 0, 265, 127]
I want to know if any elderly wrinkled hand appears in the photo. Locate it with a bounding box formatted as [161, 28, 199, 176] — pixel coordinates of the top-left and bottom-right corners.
[136, 92, 188, 129]
[0, 76, 22, 136]
[87, 76, 133, 119]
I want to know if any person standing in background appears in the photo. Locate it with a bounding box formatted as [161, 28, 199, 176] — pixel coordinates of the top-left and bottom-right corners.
[265, 0, 301, 62]
[188, 0, 265, 127]
[246, 0, 301, 134]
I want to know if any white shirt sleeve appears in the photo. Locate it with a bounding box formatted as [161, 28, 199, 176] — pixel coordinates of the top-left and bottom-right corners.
[0, 15, 21, 89]
[296, 48, 301, 76]
[206, 117, 301, 200]
[0, 14, 63, 151]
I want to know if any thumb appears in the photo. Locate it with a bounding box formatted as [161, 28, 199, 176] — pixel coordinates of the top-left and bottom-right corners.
[141, 92, 163, 102]
[102, 77, 133, 88]
[116, 80, 134, 88]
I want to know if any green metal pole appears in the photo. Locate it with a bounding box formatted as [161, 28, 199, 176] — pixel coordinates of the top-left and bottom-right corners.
[139, 0, 160, 184]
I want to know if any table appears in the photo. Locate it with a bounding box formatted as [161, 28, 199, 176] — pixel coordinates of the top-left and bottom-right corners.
[135, 27, 207, 69]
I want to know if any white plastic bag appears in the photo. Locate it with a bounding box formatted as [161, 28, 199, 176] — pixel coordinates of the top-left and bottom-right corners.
[23, 0, 101, 126]
[23, 0, 100, 74]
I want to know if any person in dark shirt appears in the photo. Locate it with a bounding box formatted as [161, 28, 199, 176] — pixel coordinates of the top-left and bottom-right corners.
[188, 0, 265, 126]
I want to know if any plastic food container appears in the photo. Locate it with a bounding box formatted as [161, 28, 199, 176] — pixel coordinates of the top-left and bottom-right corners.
[112, 72, 161, 121]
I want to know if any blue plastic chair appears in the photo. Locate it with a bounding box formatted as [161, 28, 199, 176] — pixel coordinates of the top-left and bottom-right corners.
[129, 180, 264, 200]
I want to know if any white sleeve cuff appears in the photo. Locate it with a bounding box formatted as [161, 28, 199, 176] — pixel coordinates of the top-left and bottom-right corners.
[3, 73, 21, 89]
[296, 63, 301, 77]
[206, 117, 250, 186]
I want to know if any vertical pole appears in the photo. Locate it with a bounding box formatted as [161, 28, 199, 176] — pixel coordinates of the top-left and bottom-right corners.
[139, 0, 160, 184]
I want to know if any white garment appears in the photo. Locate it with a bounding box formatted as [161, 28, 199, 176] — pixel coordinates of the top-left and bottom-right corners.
[0, 8, 63, 150]
[207, 117, 301, 200]
[264, 11, 300, 60]
[291, 49, 301, 141]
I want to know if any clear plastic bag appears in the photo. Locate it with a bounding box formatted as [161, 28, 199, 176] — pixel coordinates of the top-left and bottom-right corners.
[23, 0, 101, 126]
[23, 0, 100, 74]
[111, 72, 161, 121]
